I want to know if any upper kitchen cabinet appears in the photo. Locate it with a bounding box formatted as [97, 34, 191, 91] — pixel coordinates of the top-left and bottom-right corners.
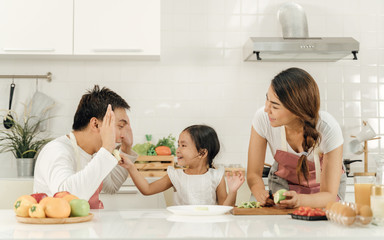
[74, 0, 160, 57]
[0, 0, 73, 55]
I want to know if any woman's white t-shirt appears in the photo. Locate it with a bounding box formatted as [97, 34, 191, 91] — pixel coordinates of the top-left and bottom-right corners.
[252, 108, 344, 161]
[167, 166, 224, 205]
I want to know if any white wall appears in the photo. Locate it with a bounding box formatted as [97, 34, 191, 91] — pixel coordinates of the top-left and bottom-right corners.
[0, 0, 383, 177]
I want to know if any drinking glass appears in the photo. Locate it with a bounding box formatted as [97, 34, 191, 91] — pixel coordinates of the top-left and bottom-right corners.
[354, 176, 375, 206]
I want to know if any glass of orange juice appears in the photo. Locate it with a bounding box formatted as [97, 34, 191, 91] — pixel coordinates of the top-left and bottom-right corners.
[354, 176, 376, 206]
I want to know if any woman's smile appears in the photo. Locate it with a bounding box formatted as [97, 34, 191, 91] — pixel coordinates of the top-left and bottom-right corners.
[268, 115, 276, 122]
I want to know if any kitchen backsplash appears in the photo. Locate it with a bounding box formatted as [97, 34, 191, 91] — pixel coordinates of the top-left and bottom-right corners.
[0, 0, 383, 176]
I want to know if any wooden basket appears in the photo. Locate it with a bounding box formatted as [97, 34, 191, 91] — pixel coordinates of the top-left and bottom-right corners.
[133, 155, 174, 177]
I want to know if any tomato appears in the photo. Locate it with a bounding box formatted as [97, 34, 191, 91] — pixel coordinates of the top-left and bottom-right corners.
[308, 211, 316, 217]
[314, 209, 326, 216]
[295, 206, 325, 217]
[292, 210, 300, 215]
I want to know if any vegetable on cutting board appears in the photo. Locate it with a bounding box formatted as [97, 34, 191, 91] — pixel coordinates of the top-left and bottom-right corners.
[238, 201, 262, 208]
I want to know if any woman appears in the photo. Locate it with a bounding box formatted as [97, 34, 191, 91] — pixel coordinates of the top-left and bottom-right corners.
[247, 67, 346, 208]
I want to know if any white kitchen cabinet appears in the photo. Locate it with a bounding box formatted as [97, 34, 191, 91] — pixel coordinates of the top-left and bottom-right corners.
[100, 178, 167, 209]
[100, 187, 166, 210]
[0, 0, 73, 55]
[0, 0, 160, 57]
[74, 0, 160, 56]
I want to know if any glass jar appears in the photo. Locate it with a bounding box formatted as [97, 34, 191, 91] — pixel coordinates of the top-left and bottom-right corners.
[371, 156, 384, 226]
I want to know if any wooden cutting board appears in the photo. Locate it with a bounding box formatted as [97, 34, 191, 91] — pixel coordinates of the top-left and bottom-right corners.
[232, 206, 298, 215]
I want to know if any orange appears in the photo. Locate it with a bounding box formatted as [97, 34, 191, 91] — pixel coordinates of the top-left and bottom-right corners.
[39, 197, 54, 209]
[62, 194, 79, 203]
[44, 198, 71, 218]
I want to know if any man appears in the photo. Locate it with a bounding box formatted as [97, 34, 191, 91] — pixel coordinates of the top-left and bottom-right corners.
[34, 85, 136, 209]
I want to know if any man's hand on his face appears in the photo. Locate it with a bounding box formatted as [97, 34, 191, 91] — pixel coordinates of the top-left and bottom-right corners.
[100, 104, 116, 153]
[120, 122, 133, 153]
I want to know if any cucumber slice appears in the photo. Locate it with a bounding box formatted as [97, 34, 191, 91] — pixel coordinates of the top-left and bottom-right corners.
[274, 189, 288, 204]
[113, 149, 121, 161]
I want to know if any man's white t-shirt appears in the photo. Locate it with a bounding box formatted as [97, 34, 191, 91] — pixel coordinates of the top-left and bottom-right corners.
[252, 108, 344, 161]
[33, 135, 137, 200]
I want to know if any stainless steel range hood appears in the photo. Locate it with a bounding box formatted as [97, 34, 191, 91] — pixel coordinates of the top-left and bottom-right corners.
[243, 3, 359, 62]
[243, 37, 359, 61]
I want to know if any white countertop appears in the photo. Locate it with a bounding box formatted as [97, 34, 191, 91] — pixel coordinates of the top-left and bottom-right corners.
[0, 209, 383, 240]
[0, 177, 355, 185]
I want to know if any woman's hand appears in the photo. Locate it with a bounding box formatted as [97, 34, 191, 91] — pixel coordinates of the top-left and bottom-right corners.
[226, 171, 245, 194]
[253, 189, 274, 206]
[276, 190, 300, 208]
[100, 104, 116, 153]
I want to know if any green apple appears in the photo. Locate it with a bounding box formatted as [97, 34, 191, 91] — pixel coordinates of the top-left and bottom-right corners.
[69, 199, 90, 217]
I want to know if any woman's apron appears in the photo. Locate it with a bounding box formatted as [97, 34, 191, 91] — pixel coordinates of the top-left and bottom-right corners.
[267, 127, 346, 200]
[69, 132, 104, 209]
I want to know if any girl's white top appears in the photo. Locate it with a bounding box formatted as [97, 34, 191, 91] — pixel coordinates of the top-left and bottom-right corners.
[167, 166, 225, 205]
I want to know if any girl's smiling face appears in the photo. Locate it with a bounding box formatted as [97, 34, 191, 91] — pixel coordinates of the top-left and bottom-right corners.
[176, 131, 200, 167]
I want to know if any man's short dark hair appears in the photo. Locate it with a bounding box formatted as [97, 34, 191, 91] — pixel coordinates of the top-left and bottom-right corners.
[72, 85, 130, 131]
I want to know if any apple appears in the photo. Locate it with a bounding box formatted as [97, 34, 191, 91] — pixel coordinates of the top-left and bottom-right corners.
[69, 199, 90, 217]
[30, 193, 48, 203]
[53, 191, 70, 198]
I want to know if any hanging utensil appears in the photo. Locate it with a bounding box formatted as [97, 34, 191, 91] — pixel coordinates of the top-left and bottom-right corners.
[3, 82, 16, 129]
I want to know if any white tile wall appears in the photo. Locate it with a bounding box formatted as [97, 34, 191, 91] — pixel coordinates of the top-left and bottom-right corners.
[0, 0, 383, 177]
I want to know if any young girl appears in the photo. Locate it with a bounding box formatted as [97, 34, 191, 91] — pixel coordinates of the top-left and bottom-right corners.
[119, 125, 244, 206]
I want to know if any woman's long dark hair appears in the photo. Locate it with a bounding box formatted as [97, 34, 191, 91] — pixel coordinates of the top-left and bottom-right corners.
[183, 125, 220, 168]
[271, 67, 321, 184]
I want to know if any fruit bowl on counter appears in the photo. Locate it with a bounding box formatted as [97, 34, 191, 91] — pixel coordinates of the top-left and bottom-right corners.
[16, 213, 93, 224]
[13, 191, 93, 224]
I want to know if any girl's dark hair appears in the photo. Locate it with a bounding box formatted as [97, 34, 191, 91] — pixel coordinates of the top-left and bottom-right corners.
[72, 85, 130, 131]
[271, 67, 321, 184]
[183, 125, 220, 168]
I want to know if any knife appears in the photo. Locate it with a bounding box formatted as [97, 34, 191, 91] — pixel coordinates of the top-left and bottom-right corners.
[268, 190, 273, 200]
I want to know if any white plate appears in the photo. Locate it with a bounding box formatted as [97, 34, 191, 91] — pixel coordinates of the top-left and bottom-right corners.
[166, 214, 232, 223]
[166, 205, 233, 216]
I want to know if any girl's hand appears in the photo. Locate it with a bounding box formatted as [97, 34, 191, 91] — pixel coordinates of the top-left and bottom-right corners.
[117, 152, 135, 169]
[100, 104, 116, 153]
[226, 171, 245, 194]
[276, 190, 300, 208]
[252, 189, 274, 206]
